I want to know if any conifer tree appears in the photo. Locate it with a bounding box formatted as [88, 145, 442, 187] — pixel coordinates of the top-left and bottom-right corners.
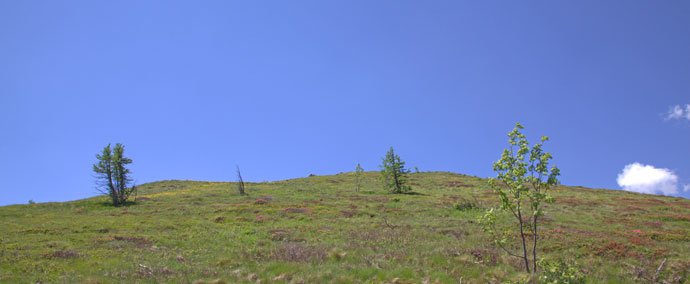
[380, 147, 411, 194]
[93, 143, 135, 206]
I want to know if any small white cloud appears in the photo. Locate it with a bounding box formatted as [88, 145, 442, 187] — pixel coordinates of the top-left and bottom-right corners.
[617, 163, 680, 196]
[666, 104, 690, 121]
[684, 184, 690, 193]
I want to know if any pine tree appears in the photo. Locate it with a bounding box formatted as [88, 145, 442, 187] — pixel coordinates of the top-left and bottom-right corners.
[380, 147, 411, 194]
[93, 143, 135, 206]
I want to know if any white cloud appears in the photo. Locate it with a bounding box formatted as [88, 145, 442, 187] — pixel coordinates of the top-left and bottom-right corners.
[665, 104, 690, 121]
[684, 184, 690, 193]
[617, 163, 680, 196]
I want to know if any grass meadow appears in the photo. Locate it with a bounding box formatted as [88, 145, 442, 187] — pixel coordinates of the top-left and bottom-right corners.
[1, 172, 689, 283]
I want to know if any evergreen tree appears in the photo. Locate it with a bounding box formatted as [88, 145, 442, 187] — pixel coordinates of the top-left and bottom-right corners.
[380, 147, 411, 194]
[93, 143, 135, 206]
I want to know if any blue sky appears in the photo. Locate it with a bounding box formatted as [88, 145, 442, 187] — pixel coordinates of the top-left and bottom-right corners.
[1, 1, 689, 205]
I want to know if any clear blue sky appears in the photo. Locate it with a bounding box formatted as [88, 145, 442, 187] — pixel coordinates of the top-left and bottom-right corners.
[2, 1, 689, 205]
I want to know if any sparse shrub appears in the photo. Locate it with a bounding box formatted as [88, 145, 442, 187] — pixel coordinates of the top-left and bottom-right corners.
[380, 147, 411, 194]
[93, 143, 136, 207]
[454, 200, 477, 211]
[481, 123, 560, 274]
[28, 200, 35, 205]
[538, 258, 584, 284]
[355, 163, 364, 192]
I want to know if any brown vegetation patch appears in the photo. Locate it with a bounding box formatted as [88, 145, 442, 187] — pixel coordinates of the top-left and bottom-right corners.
[655, 214, 690, 222]
[649, 230, 690, 242]
[270, 242, 327, 263]
[105, 236, 153, 249]
[445, 181, 472, 188]
[595, 241, 630, 258]
[283, 207, 310, 214]
[644, 221, 664, 228]
[254, 198, 269, 205]
[438, 228, 467, 239]
[467, 248, 498, 265]
[137, 264, 175, 278]
[213, 216, 225, 223]
[255, 214, 269, 223]
[268, 229, 303, 242]
[44, 249, 79, 259]
[341, 209, 357, 218]
[254, 196, 273, 204]
[558, 197, 595, 207]
[348, 195, 389, 203]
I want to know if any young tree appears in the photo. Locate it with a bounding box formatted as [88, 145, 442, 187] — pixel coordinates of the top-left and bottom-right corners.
[355, 163, 364, 192]
[93, 143, 135, 206]
[236, 165, 246, 195]
[480, 123, 560, 274]
[380, 147, 411, 194]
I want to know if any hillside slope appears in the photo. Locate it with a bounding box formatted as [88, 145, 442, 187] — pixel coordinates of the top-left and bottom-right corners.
[1, 172, 689, 283]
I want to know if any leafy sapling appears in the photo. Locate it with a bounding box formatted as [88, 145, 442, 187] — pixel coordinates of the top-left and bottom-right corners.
[480, 123, 560, 274]
[355, 163, 364, 192]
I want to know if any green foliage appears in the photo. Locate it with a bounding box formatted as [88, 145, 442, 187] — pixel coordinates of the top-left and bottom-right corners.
[483, 122, 560, 274]
[380, 147, 411, 194]
[93, 143, 135, 206]
[538, 259, 585, 284]
[355, 163, 364, 192]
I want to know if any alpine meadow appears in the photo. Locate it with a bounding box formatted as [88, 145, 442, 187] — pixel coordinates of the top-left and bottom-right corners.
[3, 1, 690, 283]
[1, 125, 689, 283]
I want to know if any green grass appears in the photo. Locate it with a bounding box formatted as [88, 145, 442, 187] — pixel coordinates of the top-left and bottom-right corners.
[1, 172, 689, 283]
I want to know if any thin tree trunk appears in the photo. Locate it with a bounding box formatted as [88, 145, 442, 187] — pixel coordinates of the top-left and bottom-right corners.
[517, 207, 531, 273]
[532, 215, 538, 273]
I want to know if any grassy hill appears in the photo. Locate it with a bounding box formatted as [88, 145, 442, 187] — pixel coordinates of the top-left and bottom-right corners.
[1, 172, 689, 283]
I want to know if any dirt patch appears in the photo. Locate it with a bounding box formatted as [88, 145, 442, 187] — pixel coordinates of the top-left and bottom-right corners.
[44, 249, 79, 259]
